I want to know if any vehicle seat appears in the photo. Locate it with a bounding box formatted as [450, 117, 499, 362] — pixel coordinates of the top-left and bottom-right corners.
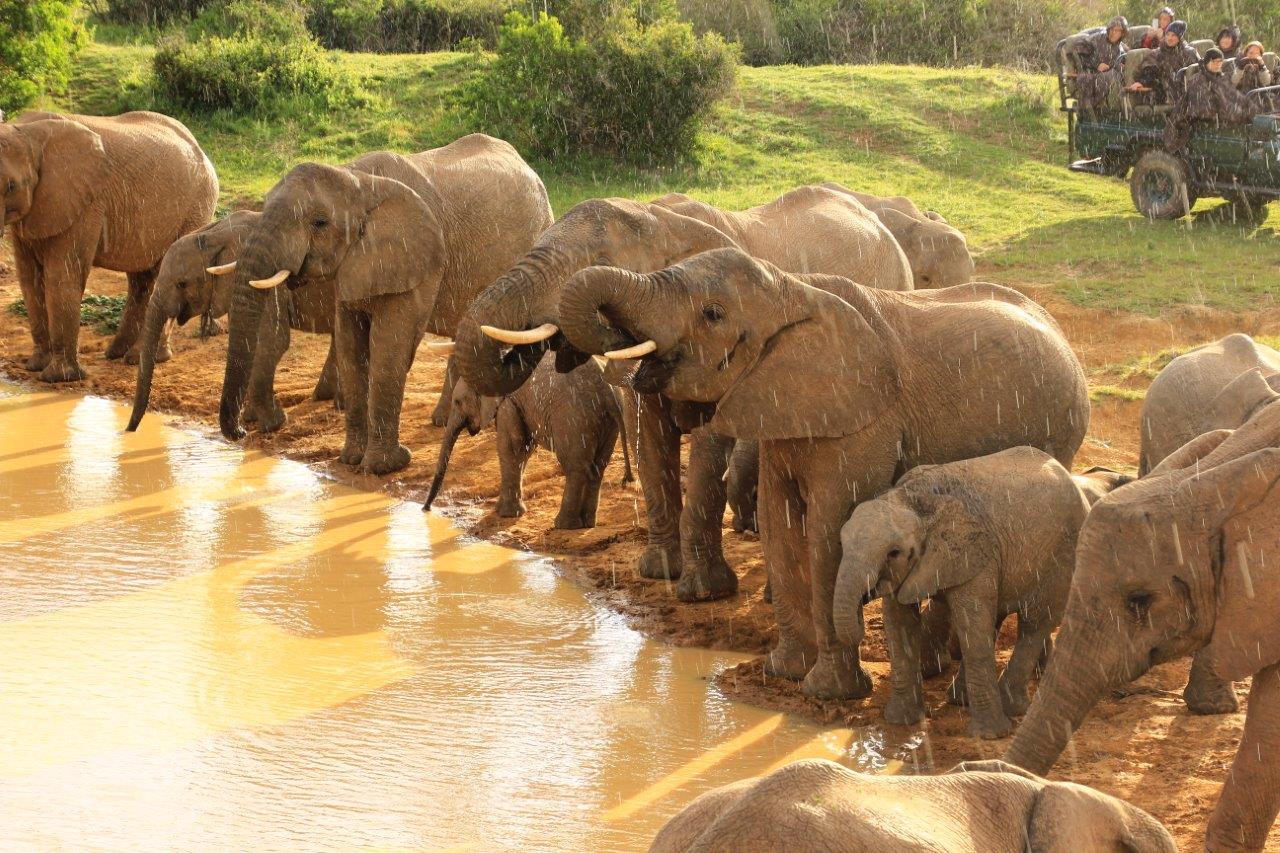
[1263, 52, 1280, 75]
[1058, 31, 1098, 76]
[1122, 48, 1165, 117]
[1126, 24, 1151, 48]
[1189, 39, 1215, 57]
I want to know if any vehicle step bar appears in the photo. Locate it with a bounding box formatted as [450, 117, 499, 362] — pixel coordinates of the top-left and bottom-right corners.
[1068, 158, 1108, 175]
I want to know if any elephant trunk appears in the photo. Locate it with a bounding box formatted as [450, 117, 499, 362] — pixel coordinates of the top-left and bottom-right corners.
[423, 414, 466, 510]
[833, 551, 887, 649]
[126, 298, 172, 432]
[557, 267, 676, 357]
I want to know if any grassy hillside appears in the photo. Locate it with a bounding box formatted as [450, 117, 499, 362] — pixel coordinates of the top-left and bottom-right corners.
[51, 41, 1280, 314]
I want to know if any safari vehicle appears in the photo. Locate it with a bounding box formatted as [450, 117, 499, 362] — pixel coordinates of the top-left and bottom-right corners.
[1056, 25, 1280, 219]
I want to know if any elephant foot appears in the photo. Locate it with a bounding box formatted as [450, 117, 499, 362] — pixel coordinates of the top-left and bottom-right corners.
[884, 692, 926, 726]
[968, 710, 1014, 740]
[253, 399, 287, 434]
[999, 684, 1031, 718]
[104, 335, 133, 361]
[765, 637, 814, 681]
[360, 443, 411, 476]
[24, 350, 51, 372]
[801, 655, 873, 700]
[38, 357, 86, 383]
[730, 512, 758, 534]
[553, 509, 593, 529]
[1184, 673, 1239, 715]
[637, 545, 682, 581]
[675, 557, 738, 602]
[339, 436, 366, 467]
[497, 498, 526, 519]
[311, 380, 337, 403]
[124, 342, 172, 366]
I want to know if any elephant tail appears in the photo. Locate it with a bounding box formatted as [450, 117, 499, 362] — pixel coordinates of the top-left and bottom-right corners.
[609, 386, 635, 486]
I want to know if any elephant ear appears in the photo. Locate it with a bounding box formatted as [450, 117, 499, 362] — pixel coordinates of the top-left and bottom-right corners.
[17, 118, 108, 240]
[877, 206, 922, 242]
[710, 280, 899, 441]
[645, 202, 739, 262]
[896, 495, 994, 604]
[335, 173, 443, 303]
[1205, 368, 1280, 431]
[1026, 782, 1171, 853]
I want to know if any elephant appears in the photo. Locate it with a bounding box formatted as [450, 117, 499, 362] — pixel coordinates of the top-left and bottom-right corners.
[649, 758, 1176, 853]
[821, 182, 975, 289]
[725, 438, 759, 534]
[1004, 401, 1280, 853]
[558, 248, 1089, 699]
[0, 110, 218, 382]
[218, 134, 553, 475]
[1139, 333, 1280, 475]
[454, 188, 915, 605]
[651, 186, 914, 292]
[833, 447, 1129, 737]
[423, 351, 633, 529]
[125, 210, 340, 432]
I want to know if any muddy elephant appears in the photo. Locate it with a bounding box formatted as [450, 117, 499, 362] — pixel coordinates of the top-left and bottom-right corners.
[125, 210, 340, 432]
[1005, 402, 1280, 853]
[725, 438, 759, 534]
[454, 189, 915, 605]
[424, 351, 632, 529]
[821, 182, 975, 289]
[559, 248, 1089, 699]
[652, 186, 914, 291]
[834, 448, 1128, 737]
[650, 758, 1175, 853]
[218, 134, 553, 475]
[0, 111, 218, 382]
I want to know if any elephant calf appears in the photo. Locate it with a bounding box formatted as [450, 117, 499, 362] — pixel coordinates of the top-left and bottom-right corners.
[835, 447, 1130, 738]
[650, 759, 1175, 852]
[424, 352, 632, 530]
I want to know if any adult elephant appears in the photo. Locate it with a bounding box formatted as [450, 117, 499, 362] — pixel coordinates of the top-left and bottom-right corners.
[559, 248, 1088, 698]
[0, 111, 217, 382]
[821, 182, 975, 289]
[455, 188, 913, 603]
[219, 134, 552, 475]
[126, 210, 340, 432]
[1004, 403, 1280, 853]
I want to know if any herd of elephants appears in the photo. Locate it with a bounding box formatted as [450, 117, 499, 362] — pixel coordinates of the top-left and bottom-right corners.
[4, 106, 1280, 851]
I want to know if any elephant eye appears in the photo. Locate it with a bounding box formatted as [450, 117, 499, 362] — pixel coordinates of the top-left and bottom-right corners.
[176, 281, 187, 290]
[702, 303, 726, 323]
[887, 548, 901, 559]
[1126, 591, 1154, 623]
[312, 217, 329, 229]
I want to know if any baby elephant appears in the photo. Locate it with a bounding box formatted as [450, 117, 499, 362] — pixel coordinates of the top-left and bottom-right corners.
[650, 758, 1175, 852]
[424, 352, 632, 529]
[834, 447, 1129, 738]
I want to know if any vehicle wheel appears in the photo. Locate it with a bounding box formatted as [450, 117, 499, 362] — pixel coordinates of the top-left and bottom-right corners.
[1130, 150, 1194, 220]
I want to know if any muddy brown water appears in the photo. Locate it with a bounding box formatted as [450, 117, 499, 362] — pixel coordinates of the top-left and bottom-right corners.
[0, 380, 913, 851]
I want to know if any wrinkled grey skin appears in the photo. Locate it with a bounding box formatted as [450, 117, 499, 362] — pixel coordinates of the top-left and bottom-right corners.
[126, 210, 340, 432]
[725, 438, 759, 534]
[821, 182, 975, 289]
[1005, 403, 1280, 853]
[650, 759, 1175, 853]
[426, 352, 633, 529]
[834, 448, 1127, 738]
[0, 111, 217, 382]
[558, 248, 1089, 700]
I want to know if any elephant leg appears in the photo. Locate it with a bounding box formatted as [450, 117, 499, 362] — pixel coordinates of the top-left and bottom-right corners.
[336, 307, 371, 467]
[12, 241, 51, 372]
[496, 402, 531, 518]
[727, 439, 760, 534]
[801, 498, 874, 701]
[951, 593, 1011, 739]
[761, 455, 818, 680]
[1185, 649, 1239, 715]
[882, 598, 926, 725]
[998, 613, 1051, 718]
[37, 231, 93, 383]
[676, 428, 738, 603]
[920, 598, 953, 679]
[636, 393, 683, 581]
[1205, 663, 1280, 852]
[430, 354, 458, 427]
[358, 304, 420, 476]
[312, 334, 341, 407]
[109, 268, 159, 361]
[245, 290, 291, 434]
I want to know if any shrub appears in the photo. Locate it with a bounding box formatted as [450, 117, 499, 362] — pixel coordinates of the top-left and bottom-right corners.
[465, 11, 736, 163]
[189, 0, 310, 39]
[307, 0, 517, 51]
[0, 0, 89, 112]
[87, 0, 208, 26]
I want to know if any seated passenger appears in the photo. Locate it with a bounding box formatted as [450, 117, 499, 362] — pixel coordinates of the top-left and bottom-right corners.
[1235, 41, 1272, 90]
[1166, 47, 1263, 151]
[1129, 20, 1198, 103]
[1075, 16, 1129, 111]
[1216, 25, 1242, 59]
[1141, 7, 1175, 48]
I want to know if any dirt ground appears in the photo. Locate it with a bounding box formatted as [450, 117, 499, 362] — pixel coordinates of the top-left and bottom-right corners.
[3, 253, 1279, 850]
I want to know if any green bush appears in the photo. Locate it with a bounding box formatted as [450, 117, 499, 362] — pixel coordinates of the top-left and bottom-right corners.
[189, 0, 310, 39]
[307, 0, 517, 51]
[88, 0, 208, 26]
[466, 11, 736, 163]
[0, 0, 89, 112]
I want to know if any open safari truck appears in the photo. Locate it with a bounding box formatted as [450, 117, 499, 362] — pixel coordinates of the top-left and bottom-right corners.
[1056, 26, 1280, 219]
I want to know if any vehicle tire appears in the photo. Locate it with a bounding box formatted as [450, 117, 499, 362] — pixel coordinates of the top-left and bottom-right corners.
[1130, 150, 1194, 219]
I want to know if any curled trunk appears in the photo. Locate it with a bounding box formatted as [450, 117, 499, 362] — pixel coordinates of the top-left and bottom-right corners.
[126, 300, 171, 432]
[423, 415, 466, 510]
[557, 267, 673, 356]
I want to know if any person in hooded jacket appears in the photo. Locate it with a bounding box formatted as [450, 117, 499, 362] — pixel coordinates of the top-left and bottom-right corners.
[1215, 25, 1243, 60]
[1166, 47, 1262, 151]
[1141, 7, 1176, 49]
[1130, 20, 1200, 104]
[1074, 16, 1129, 111]
[1235, 41, 1275, 111]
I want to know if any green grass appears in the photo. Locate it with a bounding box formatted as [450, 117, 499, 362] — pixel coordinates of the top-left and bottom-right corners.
[43, 41, 1280, 315]
[7, 294, 127, 335]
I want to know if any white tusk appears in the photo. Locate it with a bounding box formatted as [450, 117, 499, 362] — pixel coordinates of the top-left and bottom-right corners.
[604, 340, 657, 360]
[206, 261, 237, 275]
[480, 323, 558, 345]
[426, 341, 456, 355]
[591, 355, 608, 370]
[249, 269, 290, 289]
